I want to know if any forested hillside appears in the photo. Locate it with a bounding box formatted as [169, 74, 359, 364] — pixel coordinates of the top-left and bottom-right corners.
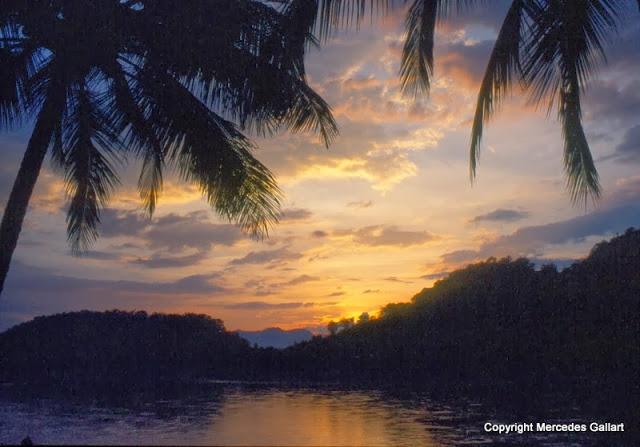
[1, 229, 638, 392]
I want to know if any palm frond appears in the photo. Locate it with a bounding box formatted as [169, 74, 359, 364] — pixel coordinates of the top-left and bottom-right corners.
[284, 77, 339, 147]
[0, 42, 42, 130]
[140, 0, 337, 147]
[555, 0, 619, 203]
[559, 78, 600, 205]
[400, 0, 438, 98]
[104, 61, 165, 215]
[137, 67, 282, 238]
[469, 0, 526, 180]
[520, 0, 622, 203]
[282, 0, 322, 72]
[58, 82, 122, 254]
[311, 0, 401, 40]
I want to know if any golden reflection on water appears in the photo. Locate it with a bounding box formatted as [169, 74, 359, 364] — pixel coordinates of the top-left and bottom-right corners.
[206, 390, 438, 446]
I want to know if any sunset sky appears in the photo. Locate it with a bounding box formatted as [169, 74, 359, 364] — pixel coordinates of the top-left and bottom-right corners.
[1, 2, 639, 332]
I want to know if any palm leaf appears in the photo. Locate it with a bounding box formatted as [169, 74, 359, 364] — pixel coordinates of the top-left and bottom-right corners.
[283, 77, 339, 148]
[399, 0, 439, 98]
[559, 79, 600, 205]
[57, 81, 122, 253]
[137, 67, 282, 238]
[469, 0, 526, 180]
[104, 60, 165, 215]
[0, 42, 42, 130]
[520, 0, 623, 203]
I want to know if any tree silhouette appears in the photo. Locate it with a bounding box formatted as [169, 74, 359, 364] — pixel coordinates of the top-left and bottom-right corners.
[288, 0, 637, 204]
[0, 230, 638, 392]
[0, 0, 338, 295]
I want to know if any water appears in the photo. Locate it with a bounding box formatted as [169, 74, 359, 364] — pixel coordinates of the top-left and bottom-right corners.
[0, 383, 635, 446]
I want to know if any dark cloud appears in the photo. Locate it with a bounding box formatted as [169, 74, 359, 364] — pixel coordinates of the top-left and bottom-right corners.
[442, 0, 513, 31]
[440, 249, 481, 265]
[362, 289, 380, 294]
[145, 212, 243, 251]
[470, 208, 530, 224]
[420, 271, 450, 281]
[383, 276, 413, 284]
[338, 225, 435, 247]
[100, 209, 244, 252]
[327, 291, 345, 297]
[438, 39, 493, 86]
[99, 209, 149, 237]
[441, 181, 640, 266]
[347, 200, 374, 209]
[602, 19, 640, 74]
[479, 206, 639, 257]
[585, 80, 640, 125]
[229, 247, 303, 266]
[280, 208, 313, 222]
[609, 124, 640, 163]
[311, 230, 329, 238]
[283, 275, 320, 286]
[77, 250, 122, 261]
[222, 301, 306, 310]
[130, 251, 209, 269]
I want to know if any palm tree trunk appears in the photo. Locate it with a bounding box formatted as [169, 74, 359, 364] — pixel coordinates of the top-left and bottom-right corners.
[0, 103, 60, 296]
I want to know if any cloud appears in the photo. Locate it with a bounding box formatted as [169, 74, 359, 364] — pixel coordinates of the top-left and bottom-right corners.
[283, 275, 320, 286]
[470, 208, 530, 224]
[222, 301, 307, 310]
[441, 180, 640, 265]
[101, 209, 245, 252]
[362, 289, 380, 294]
[609, 124, 640, 163]
[130, 251, 209, 269]
[229, 247, 303, 266]
[280, 208, 313, 221]
[311, 230, 328, 238]
[80, 250, 123, 261]
[347, 200, 374, 209]
[420, 271, 450, 281]
[585, 79, 640, 125]
[144, 212, 243, 251]
[441, 0, 513, 31]
[100, 209, 149, 237]
[438, 40, 493, 88]
[440, 249, 478, 264]
[221, 301, 337, 310]
[338, 225, 436, 247]
[383, 276, 413, 284]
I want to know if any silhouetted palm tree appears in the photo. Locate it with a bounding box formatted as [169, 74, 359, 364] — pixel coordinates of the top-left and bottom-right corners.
[0, 0, 337, 294]
[292, 0, 638, 203]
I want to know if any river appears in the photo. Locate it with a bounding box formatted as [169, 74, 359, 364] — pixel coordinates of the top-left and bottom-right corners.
[0, 382, 634, 445]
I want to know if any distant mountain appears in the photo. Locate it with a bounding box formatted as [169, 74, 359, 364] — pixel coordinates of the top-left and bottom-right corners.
[238, 327, 312, 349]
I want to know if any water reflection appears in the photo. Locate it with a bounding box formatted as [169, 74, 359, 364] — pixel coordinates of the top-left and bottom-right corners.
[0, 383, 635, 446]
[206, 389, 437, 446]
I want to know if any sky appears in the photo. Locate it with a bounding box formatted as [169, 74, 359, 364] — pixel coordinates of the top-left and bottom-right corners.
[1, 2, 639, 332]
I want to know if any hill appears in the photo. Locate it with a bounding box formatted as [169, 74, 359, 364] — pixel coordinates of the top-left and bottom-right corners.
[0, 311, 254, 386]
[281, 228, 640, 392]
[0, 229, 638, 393]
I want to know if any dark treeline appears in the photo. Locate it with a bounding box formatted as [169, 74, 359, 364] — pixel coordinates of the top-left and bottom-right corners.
[279, 228, 640, 392]
[0, 311, 255, 385]
[1, 229, 639, 393]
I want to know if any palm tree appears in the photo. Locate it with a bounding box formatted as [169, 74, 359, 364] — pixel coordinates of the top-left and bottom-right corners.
[293, 0, 638, 204]
[0, 0, 337, 295]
